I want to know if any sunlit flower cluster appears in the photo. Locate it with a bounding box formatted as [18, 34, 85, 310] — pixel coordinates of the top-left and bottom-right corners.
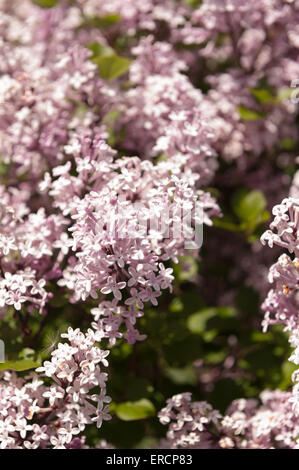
[0, 0, 298, 449]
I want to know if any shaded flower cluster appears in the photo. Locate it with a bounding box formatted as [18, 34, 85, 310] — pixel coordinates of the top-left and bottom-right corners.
[159, 390, 299, 449]
[261, 191, 299, 411]
[0, 328, 110, 449]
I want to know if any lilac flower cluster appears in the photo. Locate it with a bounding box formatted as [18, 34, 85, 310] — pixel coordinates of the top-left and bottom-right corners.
[0, 328, 110, 449]
[261, 189, 299, 411]
[158, 390, 299, 449]
[0, 0, 298, 449]
[184, 181, 299, 448]
[40, 132, 219, 344]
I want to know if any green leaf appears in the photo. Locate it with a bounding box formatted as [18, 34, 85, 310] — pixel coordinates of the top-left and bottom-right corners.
[183, 0, 201, 7]
[187, 307, 236, 335]
[278, 360, 298, 390]
[115, 399, 155, 421]
[94, 55, 131, 81]
[204, 350, 227, 365]
[88, 14, 121, 29]
[87, 42, 114, 60]
[232, 189, 267, 223]
[133, 437, 158, 450]
[33, 0, 58, 7]
[102, 109, 122, 126]
[165, 364, 196, 385]
[102, 109, 122, 146]
[88, 43, 132, 80]
[172, 255, 198, 283]
[276, 87, 293, 102]
[0, 159, 10, 176]
[213, 216, 242, 232]
[280, 138, 296, 150]
[169, 297, 184, 313]
[250, 88, 274, 104]
[17, 348, 36, 360]
[238, 105, 266, 121]
[188, 308, 218, 334]
[213, 191, 269, 236]
[0, 359, 40, 371]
